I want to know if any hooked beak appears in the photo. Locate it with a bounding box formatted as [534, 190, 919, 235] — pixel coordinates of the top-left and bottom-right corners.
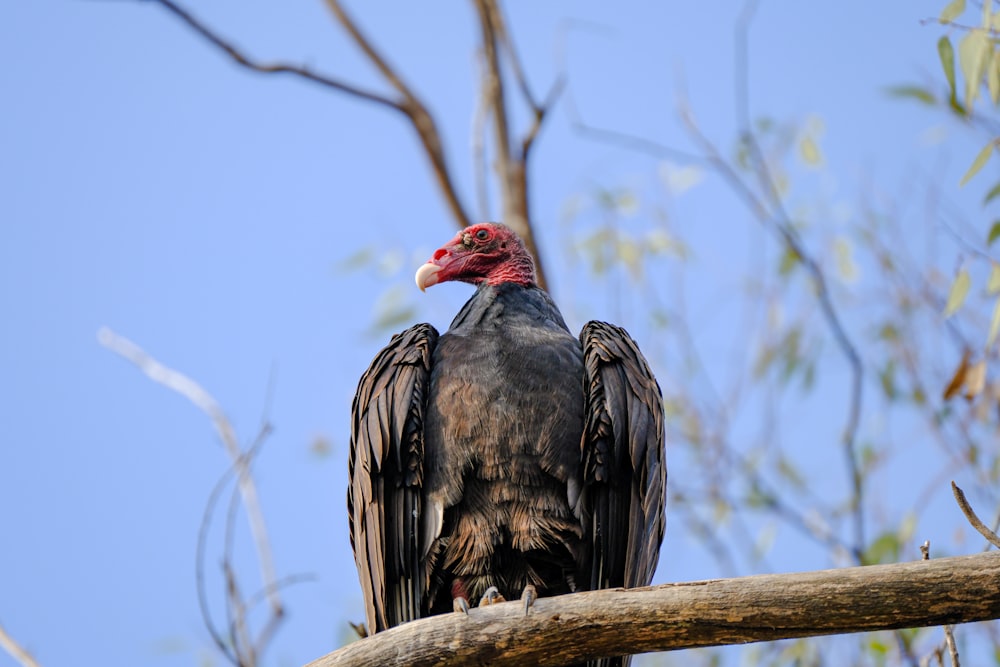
[415, 262, 442, 292]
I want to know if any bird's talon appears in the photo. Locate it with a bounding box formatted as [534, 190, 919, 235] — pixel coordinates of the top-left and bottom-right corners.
[453, 596, 470, 614]
[479, 585, 506, 606]
[521, 584, 537, 616]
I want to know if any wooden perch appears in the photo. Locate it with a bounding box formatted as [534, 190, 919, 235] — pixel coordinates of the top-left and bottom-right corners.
[307, 551, 1000, 667]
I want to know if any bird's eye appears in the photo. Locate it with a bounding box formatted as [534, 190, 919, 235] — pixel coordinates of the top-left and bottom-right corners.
[475, 229, 490, 241]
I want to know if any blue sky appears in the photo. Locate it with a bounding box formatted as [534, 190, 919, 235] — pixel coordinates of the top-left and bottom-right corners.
[0, 1, 985, 666]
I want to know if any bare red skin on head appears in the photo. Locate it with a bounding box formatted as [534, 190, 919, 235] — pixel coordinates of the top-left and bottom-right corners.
[415, 223, 536, 290]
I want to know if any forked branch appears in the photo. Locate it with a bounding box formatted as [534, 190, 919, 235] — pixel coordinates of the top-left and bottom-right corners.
[98, 327, 283, 666]
[145, 0, 473, 232]
[471, 0, 562, 289]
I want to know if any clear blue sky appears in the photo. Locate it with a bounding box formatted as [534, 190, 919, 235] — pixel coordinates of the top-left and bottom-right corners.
[0, 1, 981, 666]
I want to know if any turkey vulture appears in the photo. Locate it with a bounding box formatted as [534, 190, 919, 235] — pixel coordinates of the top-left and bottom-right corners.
[349, 222, 666, 664]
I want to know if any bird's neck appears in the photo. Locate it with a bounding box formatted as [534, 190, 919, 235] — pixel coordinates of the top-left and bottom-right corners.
[449, 281, 570, 335]
[483, 254, 535, 287]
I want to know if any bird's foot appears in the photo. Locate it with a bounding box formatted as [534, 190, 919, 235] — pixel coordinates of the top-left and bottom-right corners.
[521, 584, 537, 616]
[478, 585, 506, 606]
[452, 578, 472, 614]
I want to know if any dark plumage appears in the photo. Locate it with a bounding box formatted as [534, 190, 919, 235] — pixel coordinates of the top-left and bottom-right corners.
[349, 223, 666, 665]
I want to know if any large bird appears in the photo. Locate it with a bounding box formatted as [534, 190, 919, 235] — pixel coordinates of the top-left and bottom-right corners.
[349, 222, 666, 665]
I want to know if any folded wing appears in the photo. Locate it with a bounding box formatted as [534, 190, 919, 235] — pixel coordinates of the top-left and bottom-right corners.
[580, 321, 666, 592]
[349, 323, 438, 633]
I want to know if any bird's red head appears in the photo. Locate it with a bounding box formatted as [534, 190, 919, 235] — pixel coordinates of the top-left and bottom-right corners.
[415, 223, 536, 292]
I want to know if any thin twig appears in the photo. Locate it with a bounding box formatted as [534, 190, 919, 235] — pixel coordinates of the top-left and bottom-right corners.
[0, 622, 42, 667]
[951, 481, 1000, 549]
[918, 540, 961, 667]
[198, 457, 241, 662]
[144, 0, 473, 232]
[99, 328, 283, 616]
[225, 558, 255, 667]
[520, 76, 565, 164]
[150, 0, 401, 111]
[224, 484, 253, 665]
[193, 421, 274, 664]
[493, 3, 539, 111]
[732, 0, 866, 561]
[99, 328, 284, 667]
[564, 3, 866, 562]
[564, 97, 706, 165]
[490, 1, 564, 163]
[943, 625, 961, 667]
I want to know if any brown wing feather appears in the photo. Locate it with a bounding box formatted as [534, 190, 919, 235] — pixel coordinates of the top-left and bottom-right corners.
[580, 321, 666, 592]
[349, 323, 438, 633]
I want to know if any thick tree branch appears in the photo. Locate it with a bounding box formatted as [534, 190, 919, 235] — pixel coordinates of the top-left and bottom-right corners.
[473, 0, 515, 218]
[471, 0, 554, 290]
[308, 552, 1000, 667]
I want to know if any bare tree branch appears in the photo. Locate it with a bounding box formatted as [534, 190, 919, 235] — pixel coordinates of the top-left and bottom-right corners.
[731, 0, 866, 562]
[310, 552, 1000, 667]
[98, 327, 284, 666]
[150, 0, 401, 111]
[0, 622, 42, 667]
[472, 4, 519, 227]
[144, 0, 473, 234]
[944, 625, 961, 667]
[99, 328, 281, 612]
[492, 4, 539, 112]
[321, 0, 473, 232]
[472, 54, 493, 223]
[470, 0, 555, 290]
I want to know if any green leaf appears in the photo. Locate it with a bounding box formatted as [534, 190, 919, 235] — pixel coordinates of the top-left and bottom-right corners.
[863, 531, 901, 565]
[988, 262, 1000, 293]
[989, 48, 1000, 104]
[940, 0, 966, 23]
[878, 323, 900, 342]
[335, 246, 374, 273]
[961, 140, 996, 186]
[868, 639, 889, 656]
[939, 36, 958, 103]
[778, 245, 800, 275]
[369, 284, 417, 332]
[799, 135, 822, 166]
[834, 236, 859, 282]
[988, 295, 1000, 348]
[879, 360, 898, 400]
[944, 267, 971, 317]
[958, 29, 991, 108]
[885, 85, 937, 105]
[985, 185, 1000, 206]
[776, 455, 806, 489]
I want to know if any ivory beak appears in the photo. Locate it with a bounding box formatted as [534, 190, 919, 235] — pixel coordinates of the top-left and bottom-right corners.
[415, 262, 442, 292]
